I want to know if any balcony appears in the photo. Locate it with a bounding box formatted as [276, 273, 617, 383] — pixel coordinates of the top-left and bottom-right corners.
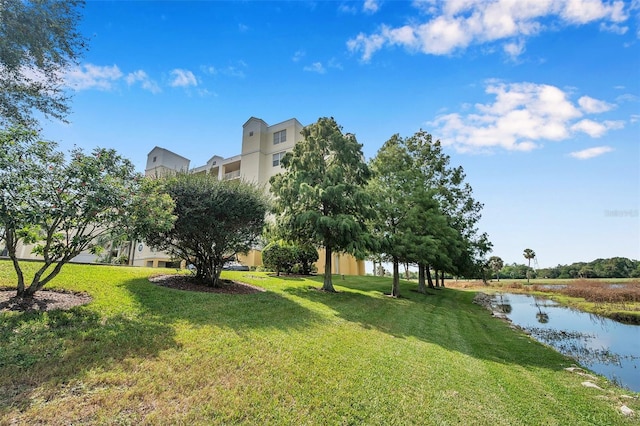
[223, 170, 241, 180]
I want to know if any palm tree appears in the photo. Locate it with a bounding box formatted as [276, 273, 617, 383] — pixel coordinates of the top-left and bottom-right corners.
[488, 256, 504, 281]
[523, 248, 536, 284]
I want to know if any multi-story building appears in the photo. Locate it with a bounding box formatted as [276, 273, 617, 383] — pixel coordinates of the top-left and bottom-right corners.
[135, 117, 365, 276]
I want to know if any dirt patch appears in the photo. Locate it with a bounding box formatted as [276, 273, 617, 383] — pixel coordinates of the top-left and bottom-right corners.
[0, 289, 92, 312]
[149, 274, 265, 294]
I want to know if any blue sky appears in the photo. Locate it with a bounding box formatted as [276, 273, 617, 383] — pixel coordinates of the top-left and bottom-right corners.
[41, 0, 639, 268]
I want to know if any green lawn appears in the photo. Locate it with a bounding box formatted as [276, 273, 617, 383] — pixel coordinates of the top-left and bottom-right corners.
[1, 261, 638, 425]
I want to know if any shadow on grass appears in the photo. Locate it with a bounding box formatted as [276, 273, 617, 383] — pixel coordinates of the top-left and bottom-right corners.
[282, 279, 571, 371]
[124, 277, 323, 332]
[0, 294, 178, 413]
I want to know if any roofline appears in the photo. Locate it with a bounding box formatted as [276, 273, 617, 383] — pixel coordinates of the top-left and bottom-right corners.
[148, 146, 191, 162]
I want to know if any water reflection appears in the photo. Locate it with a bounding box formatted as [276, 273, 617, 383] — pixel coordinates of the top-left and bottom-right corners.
[490, 292, 640, 392]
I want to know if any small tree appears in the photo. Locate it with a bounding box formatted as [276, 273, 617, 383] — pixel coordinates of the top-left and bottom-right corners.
[262, 242, 296, 276]
[488, 256, 504, 281]
[270, 117, 373, 292]
[523, 248, 536, 283]
[0, 126, 174, 298]
[144, 173, 269, 287]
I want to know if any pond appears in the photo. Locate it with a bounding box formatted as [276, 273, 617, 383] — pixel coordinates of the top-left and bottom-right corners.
[490, 293, 640, 392]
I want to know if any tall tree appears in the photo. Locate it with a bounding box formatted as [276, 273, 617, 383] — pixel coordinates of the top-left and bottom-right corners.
[523, 248, 536, 283]
[368, 134, 416, 297]
[405, 130, 491, 285]
[144, 173, 268, 287]
[488, 256, 504, 281]
[0, 126, 174, 297]
[0, 0, 87, 127]
[270, 117, 372, 292]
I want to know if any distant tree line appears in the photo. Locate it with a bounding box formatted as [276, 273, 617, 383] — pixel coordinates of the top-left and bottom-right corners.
[492, 257, 640, 280]
[536, 257, 640, 279]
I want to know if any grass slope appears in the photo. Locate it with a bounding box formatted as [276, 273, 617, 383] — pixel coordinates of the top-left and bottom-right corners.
[0, 261, 638, 425]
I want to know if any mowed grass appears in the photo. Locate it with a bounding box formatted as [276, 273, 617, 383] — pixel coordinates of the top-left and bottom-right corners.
[0, 261, 638, 425]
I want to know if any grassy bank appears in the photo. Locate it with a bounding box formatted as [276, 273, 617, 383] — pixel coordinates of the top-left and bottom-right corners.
[1, 261, 638, 425]
[450, 278, 640, 324]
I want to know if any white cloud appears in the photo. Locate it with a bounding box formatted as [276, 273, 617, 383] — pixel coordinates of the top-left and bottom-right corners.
[569, 146, 614, 159]
[363, 0, 380, 13]
[292, 50, 306, 62]
[303, 62, 326, 74]
[201, 62, 247, 78]
[348, 0, 631, 60]
[561, 0, 626, 24]
[430, 81, 624, 153]
[125, 70, 161, 94]
[170, 69, 197, 88]
[503, 39, 526, 59]
[578, 95, 614, 113]
[571, 119, 608, 137]
[65, 64, 123, 90]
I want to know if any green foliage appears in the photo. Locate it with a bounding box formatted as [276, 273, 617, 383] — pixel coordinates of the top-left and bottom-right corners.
[535, 257, 640, 279]
[262, 241, 319, 276]
[270, 117, 373, 291]
[262, 242, 296, 276]
[143, 173, 269, 287]
[0, 0, 87, 127]
[0, 126, 174, 296]
[488, 256, 504, 281]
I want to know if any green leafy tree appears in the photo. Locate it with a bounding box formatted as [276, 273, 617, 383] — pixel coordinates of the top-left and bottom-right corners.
[293, 243, 319, 275]
[0, 0, 87, 127]
[488, 256, 504, 281]
[144, 173, 268, 287]
[0, 126, 174, 298]
[262, 242, 296, 276]
[523, 248, 536, 283]
[368, 135, 416, 297]
[405, 130, 491, 288]
[270, 117, 373, 292]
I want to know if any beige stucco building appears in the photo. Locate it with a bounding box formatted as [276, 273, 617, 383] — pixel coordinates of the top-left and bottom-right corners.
[135, 117, 365, 276]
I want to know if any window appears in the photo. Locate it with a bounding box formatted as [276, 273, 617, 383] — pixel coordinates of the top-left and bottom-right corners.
[273, 129, 286, 144]
[153, 156, 157, 163]
[249, 131, 253, 136]
[272, 151, 286, 167]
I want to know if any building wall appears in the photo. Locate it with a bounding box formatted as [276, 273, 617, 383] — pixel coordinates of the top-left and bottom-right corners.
[146, 147, 190, 178]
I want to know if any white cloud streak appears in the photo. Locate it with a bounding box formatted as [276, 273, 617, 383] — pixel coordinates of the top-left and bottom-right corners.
[348, 0, 629, 61]
[363, 0, 380, 13]
[430, 81, 623, 153]
[125, 70, 161, 94]
[303, 62, 326, 74]
[569, 146, 614, 159]
[64, 64, 123, 91]
[170, 69, 198, 88]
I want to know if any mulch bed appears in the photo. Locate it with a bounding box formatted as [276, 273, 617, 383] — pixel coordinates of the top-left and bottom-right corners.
[149, 274, 265, 294]
[0, 288, 92, 312]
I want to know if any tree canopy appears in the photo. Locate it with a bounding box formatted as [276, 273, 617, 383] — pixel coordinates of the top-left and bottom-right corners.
[0, 0, 87, 127]
[143, 173, 269, 287]
[270, 117, 373, 292]
[0, 126, 174, 297]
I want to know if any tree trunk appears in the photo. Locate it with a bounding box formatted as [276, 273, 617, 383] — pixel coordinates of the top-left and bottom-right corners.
[391, 257, 400, 298]
[404, 262, 410, 280]
[417, 263, 427, 294]
[322, 246, 335, 292]
[434, 269, 440, 287]
[6, 231, 26, 297]
[440, 270, 445, 288]
[426, 264, 434, 288]
[372, 260, 377, 276]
